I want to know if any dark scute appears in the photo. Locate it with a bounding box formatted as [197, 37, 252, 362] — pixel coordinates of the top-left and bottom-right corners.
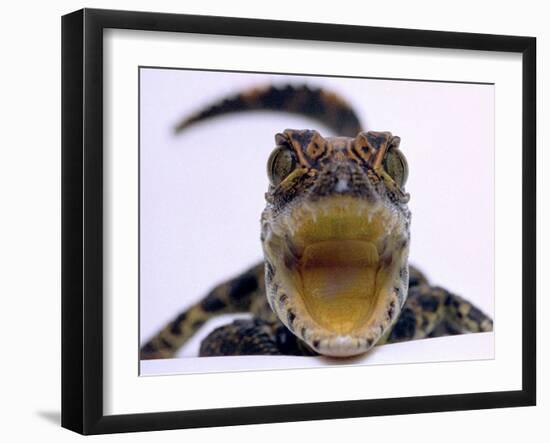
[295, 87, 325, 118]
[169, 312, 187, 335]
[468, 306, 486, 323]
[390, 307, 417, 340]
[421, 316, 429, 328]
[220, 340, 237, 355]
[169, 323, 180, 336]
[261, 84, 298, 109]
[335, 107, 361, 136]
[174, 311, 187, 324]
[229, 274, 259, 300]
[200, 293, 227, 312]
[418, 295, 440, 313]
[275, 326, 291, 351]
[276, 325, 304, 355]
[409, 275, 422, 287]
[141, 342, 156, 353]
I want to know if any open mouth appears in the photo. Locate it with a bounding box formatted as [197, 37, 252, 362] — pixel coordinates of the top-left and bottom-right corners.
[264, 196, 408, 356]
[301, 239, 383, 334]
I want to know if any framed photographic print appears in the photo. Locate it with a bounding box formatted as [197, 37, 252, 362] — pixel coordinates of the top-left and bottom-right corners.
[61, 8, 536, 434]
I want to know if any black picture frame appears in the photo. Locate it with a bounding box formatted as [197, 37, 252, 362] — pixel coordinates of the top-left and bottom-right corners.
[61, 8, 536, 435]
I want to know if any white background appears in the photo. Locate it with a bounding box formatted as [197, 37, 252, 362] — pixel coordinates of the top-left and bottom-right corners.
[0, 0, 546, 442]
[139, 69, 495, 359]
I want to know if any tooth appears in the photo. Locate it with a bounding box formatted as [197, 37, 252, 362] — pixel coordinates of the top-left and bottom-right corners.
[364, 242, 380, 266]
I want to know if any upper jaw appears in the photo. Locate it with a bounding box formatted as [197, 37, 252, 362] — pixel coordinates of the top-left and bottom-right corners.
[262, 195, 409, 357]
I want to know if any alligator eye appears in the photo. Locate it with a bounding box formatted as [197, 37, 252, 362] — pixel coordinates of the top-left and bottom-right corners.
[383, 147, 408, 188]
[267, 146, 297, 186]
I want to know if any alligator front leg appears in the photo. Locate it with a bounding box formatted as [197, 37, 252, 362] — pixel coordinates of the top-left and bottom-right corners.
[385, 284, 493, 343]
[199, 318, 315, 356]
[140, 262, 265, 359]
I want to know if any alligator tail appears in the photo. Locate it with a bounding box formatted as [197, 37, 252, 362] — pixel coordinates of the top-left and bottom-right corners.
[174, 83, 363, 137]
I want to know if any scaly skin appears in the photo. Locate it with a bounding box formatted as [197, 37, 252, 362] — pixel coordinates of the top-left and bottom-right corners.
[140, 84, 493, 359]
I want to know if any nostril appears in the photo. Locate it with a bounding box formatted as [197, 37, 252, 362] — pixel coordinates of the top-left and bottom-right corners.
[335, 178, 349, 192]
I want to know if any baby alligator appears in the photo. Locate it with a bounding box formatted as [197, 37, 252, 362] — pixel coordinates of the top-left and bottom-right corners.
[140, 84, 493, 359]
